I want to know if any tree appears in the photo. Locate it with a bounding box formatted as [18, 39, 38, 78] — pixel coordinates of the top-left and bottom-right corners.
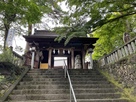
[0, 0, 63, 50]
[92, 19, 125, 59]
[55, 0, 136, 44]
[54, 0, 136, 59]
[0, 0, 42, 48]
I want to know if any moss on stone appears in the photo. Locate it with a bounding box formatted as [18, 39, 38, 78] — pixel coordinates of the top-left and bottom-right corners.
[98, 69, 136, 102]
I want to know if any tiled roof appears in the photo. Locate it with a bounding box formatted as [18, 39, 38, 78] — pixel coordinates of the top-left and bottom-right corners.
[33, 29, 58, 37]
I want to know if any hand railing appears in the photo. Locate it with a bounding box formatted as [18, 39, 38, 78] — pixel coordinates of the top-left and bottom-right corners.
[63, 60, 77, 102]
[99, 36, 136, 66]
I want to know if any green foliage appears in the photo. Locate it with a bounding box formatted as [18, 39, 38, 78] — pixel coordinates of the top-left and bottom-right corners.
[0, 62, 23, 98]
[92, 19, 124, 59]
[0, 0, 63, 48]
[54, 0, 136, 55]
[0, 0, 43, 48]
[58, 0, 136, 32]
[0, 48, 14, 63]
[92, 15, 136, 59]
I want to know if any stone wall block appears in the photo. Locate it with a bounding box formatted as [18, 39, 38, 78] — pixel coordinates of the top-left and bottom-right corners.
[129, 55, 136, 64]
[99, 54, 136, 89]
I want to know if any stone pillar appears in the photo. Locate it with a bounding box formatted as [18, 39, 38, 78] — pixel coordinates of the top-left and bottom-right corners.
[48, 48, 52, 68]
[111, 54, 114, 63]
[109, 56, 112, 63]
[128, 44, 133, 54]
[113, 53, 116, 62]
[107, 56, 110, 64]
[124, 46, 129, 56]
[118, 49, 122, 59]
[88, 48, 93, 69]
[71, 48, 74, 69]
[131, 42, 136, 53]
[82, 50, 85, 69]
[115, 52, 119, 61]
[31, 47, 36, 69]
[121, 48, 125, 57]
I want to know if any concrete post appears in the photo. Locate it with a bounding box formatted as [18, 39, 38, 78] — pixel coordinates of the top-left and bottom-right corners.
[88, 48, 93, 69]
[128, 44, 133, 54]
[31, 47, 36, 69]
[82, 50, 85, 69]
[124, 46, 129, 56]
[48, 48, 52, 68]
[71, 48, 74, 69]
[131, 42, 136, 53]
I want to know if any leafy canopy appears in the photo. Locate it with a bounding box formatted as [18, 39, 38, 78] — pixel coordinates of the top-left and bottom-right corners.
[54, 0, 136, 59]
[55, 0, 136, 41]
[0, 0, 63, 49]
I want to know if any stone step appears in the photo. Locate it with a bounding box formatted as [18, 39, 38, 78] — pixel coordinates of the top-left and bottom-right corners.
[9, 93, 121, 101]
[8, 100, 70, 102]
[73, 77, 108, 81]
[16, 84, 114, 89]
[26, 74, 102, 77]
[12, 88, 118, 95]
[28, 69, 98, 72]
[22, 78, 67, 82]
[27, 72, 100, 75]
[22, 78, 107, 82]
[73, 84, 115, 88]
[9, 94, 69, 101]
[7, 69, 128, 102]
[27, 69, 99, 73]
[76, 93, 121, 99]
[24, 75, 106, 78]
[22, 77, 107, 81]
[22, 77, 67, 81]
[12, 89, 69, 94]
[19, 80, 110, 85]
[27, 71, 101, 76]
[77, 99, 128, 102]
[8, 98, 128, 102]
[69, 72, 100, 74]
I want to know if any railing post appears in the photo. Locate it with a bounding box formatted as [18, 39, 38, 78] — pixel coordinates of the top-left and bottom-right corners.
[70, 88, 72, 102]
[98, 37, 136, 66]
[30, 46, 36, 69]
[121, 47, 125, 57]
[115, 52, 119, 61]
[131, 42, 136, 53]
[124, 46, 129, 56]
[63, 59, 77, 102]
[64, 66, 67, 78]
[128, 44, 133, 54]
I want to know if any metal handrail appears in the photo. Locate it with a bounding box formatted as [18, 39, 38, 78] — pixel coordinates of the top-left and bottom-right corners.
[63, 60, 77, 102]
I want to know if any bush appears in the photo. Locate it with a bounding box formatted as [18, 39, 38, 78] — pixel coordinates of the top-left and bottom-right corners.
[0, 48, 14, 63]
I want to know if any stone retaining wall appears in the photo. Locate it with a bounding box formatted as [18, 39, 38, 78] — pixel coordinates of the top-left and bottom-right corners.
[99, 54, 136, 94]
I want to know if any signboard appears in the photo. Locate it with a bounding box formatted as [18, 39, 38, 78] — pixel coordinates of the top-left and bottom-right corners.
[6, 28, 15, 47]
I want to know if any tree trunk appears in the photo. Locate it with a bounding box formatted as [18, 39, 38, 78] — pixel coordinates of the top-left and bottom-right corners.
[25, 24, 32, 52]
[4, 24, 10, 49]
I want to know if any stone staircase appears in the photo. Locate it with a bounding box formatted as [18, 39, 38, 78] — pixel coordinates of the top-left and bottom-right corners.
[69, 69, 128, 102]
[6, 69, 128, 102]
